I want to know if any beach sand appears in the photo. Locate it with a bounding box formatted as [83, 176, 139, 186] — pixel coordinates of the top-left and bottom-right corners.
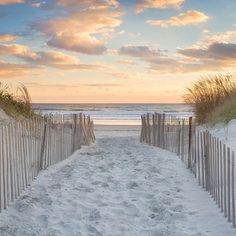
[0, 125, 235, 236]
[206, 119, 236, 152]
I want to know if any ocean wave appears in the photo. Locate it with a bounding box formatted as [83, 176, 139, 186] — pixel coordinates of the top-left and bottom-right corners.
[34, 103, 193, 125]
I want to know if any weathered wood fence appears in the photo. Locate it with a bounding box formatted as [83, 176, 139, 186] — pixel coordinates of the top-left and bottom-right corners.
[140, 113, 236, 228]
[0, 113, 95, 212]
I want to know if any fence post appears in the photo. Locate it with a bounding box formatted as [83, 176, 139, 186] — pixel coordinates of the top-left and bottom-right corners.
[232, 151, 235, 227]
[188, 116, 193, 169]
[204, 132, 209, 191]
[72, 114, 77, 152]
[147, 113, 151, 145]
[177, 121, 181, 156]
[227, 147, 231, 222]
[140, 115, 144, 142]
[39, 118, 47, 170]
[78, 113, 84, 146]
[157, 114, 161, 147]
[161, 114, 165, 149]
[181, 119, 185, 161]
[223, 144, 227, 217]
[152, 114, 156, 146]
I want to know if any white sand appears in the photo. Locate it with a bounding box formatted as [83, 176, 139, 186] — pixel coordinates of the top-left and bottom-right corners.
[0, 108, 13, 124]
[202, 119, 236, 152]
[0, 125, 235, 236]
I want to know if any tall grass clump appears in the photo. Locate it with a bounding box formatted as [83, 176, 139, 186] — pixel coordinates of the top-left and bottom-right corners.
[184, 74, 236, 124]
[207, 97, 236, 125]
[0, 83, 33, 118]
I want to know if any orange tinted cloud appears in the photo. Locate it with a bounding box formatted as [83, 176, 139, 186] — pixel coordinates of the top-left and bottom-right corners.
[56, 0, 119, 8]
[30, 51, 104, 70]
[116, 59, 134, 65]
[35, 5, 122, 55]
[111, 71, 139, 80]
[147, 10, 209, 27]
[0, 0, 23, 4]
[0, 60, 28, 77]
[178, 42, 236, 61]
[136, 0, 184, 13]
[193, 30, 236, 49]
[119, 45, 162, 58]
[0, 34, 18, 42]
[0, 44, 36, 59]
[47, 34, 106, 55]
[0, 43, 103, 70]
[119, 44, 236, 74]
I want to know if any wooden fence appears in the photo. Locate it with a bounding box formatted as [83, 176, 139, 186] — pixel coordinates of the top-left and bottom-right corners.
[0, 113, 95, 212]
[140, 113, 236, 228]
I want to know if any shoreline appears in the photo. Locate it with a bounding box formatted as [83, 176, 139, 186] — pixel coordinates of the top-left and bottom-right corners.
[94, 124, 141, 138]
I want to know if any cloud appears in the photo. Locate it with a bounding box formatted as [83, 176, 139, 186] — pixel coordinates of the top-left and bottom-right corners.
[118, 30, 125, 35]
[30, 51, 104, 70]
[35, 9, 121, 36]
[0, 43, 104, 70]
[147, 58, 223, 74]
[150, 42, 236, 73]
[29, 50, 80, 68]
[116, 59, 134, 65]
[147, 10, 209, 27]
[34, 3, 122, 55]
[136, 0, 185, 13]
[178, 42, 236, 61]
[47, 34, 106, 55]
[81, 83, 122, 87]
[0, 60, 29, 78]
[0, 0, 24, 5]
[31, 1, 46, 8]
[119, 44, 236, 74]
[119, 46, 162, 58]
[0, 44, 36, 60]
[119, 45, 183, 73]
[111, 72, 138, 80]
[193, 30, 236, 49]
[0, 34, 18, 42]
[173, 29, 236, 72]
[56, 0, 119, 8]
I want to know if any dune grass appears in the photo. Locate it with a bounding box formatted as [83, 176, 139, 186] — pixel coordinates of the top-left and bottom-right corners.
[207, 97, 236, 125]
[184, 74, 236, 124]
[0, 83, 33, 119]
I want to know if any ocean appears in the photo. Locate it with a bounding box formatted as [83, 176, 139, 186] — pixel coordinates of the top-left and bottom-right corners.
[32, 103, 193, 125]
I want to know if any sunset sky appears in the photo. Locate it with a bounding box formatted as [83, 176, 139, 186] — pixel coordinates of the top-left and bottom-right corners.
[1, 0, 236, 103]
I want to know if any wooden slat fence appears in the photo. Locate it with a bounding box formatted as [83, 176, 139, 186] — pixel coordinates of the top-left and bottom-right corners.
[140, 113, 236, 228]
[0, 113, 95, 212]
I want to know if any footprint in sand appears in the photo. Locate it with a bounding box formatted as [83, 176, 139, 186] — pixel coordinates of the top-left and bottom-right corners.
[87, 225, 103, 236]
[37, 215, 48, 228]
[49, 183, 62, 190]
[127, 181, 139, 189]
[89, 209, 101, 222]
[121, 201, 140, 217]
[171, 204, 185, 212]
[98, 166, 108, 173]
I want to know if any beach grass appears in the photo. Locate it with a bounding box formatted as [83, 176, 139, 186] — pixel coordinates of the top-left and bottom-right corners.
[207, 97, 236, 125]
[184, 74, 236, 124]
[0, 83, 33, 119]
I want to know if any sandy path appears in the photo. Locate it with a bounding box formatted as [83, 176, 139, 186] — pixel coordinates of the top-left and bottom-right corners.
[0, 128, 235, 236]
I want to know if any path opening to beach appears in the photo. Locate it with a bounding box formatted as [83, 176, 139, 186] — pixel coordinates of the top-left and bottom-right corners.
[0, 125, 235, 236]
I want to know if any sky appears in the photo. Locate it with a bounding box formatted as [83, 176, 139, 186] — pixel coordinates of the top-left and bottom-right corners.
[1, 0, 236, 103]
